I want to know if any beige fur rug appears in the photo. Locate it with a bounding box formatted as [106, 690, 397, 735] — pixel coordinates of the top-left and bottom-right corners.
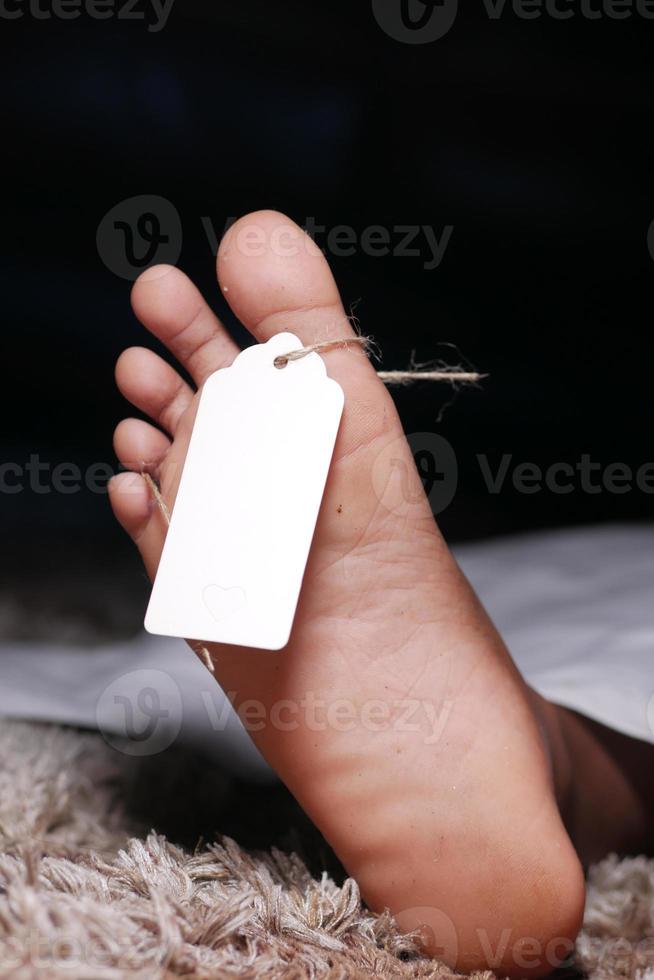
[0, 719, 652, 979]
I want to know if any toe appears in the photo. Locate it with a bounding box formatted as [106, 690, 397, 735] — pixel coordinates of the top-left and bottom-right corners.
[113, 417, 171, 473]
[131, 264, 240, 386]
[108, 471, 152, 541]
[217, 210, 393, 455]
[216, 210, 346, 340]
[108, 471, 167, 578]
[116, 347, 193, 437]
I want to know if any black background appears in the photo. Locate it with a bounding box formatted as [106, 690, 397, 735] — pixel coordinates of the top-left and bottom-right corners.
[2, 0, 653, 631]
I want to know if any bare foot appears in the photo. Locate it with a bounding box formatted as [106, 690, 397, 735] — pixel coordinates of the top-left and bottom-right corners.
[110, 210, 584, 978]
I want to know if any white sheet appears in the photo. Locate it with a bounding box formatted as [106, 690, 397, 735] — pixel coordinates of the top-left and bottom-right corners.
[455, 523, 654, 745]
[0, 523, 651, 783]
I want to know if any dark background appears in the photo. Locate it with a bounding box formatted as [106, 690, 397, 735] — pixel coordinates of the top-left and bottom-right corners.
[2, 0, 653, 635]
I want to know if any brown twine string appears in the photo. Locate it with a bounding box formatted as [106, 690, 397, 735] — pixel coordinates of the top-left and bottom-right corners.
[142, 472, 215, 673]
[273, 335, 485, 384]
[142, 336, 483, 671]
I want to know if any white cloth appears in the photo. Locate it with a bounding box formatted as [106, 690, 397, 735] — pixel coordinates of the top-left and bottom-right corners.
[454, 523, 654, 745]
[0, 634, 273, 781]
[0, 524, 651, 783]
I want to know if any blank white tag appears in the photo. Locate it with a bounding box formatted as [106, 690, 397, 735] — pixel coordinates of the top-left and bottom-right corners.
[145, 333, 344, 651]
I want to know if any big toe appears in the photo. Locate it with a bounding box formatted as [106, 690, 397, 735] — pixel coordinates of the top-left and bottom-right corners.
[217, 210, 396, 457]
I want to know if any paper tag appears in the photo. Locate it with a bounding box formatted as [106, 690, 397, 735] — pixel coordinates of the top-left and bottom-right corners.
[145, 333, 344, 651]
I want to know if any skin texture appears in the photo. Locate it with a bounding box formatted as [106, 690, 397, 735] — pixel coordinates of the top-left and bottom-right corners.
[110, 210, 586, 977]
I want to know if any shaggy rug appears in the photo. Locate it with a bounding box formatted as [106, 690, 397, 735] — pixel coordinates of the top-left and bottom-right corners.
[0, 719, 652, 980]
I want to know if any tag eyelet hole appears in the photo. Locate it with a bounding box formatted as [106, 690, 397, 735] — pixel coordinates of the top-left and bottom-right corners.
[273, 356, 288, 370]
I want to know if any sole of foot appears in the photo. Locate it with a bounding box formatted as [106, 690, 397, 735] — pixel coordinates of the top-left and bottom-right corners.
[110, 210, 585, 977]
